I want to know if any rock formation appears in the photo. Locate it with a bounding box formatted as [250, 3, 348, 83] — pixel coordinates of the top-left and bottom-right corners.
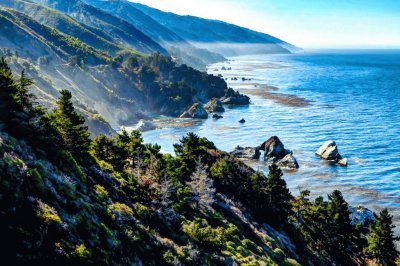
[180, 103, 208, 119]
[221, 88, 250, 105]
[316, 140, 348, 167]
[204, 98, 225, 113]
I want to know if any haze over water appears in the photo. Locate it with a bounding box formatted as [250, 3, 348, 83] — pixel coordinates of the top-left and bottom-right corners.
[142, 50, 400, 231]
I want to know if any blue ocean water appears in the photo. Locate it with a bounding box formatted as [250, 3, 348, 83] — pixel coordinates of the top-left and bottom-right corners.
[142, 50, 400, 230]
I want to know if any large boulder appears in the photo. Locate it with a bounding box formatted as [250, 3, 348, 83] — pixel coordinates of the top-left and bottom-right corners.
[230, 146, 260, 160]
[316, 140, 342, 161]
[133, 119, 157, 132]
[221, 88, 250, 105]
[277, 154, 299, 169]
[316, 140, 347, 166]
[204, 98, 225, 113]
[349, 206, 374, 226]
[180, 103, 208, 119]
[257, 136, 299, 169]
[260, 136, 288, 160]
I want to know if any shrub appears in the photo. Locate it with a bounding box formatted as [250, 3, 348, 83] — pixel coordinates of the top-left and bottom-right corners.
[72, 243, 91, 259]
[94, 184, 109, 200]
[107, 202, 133, 222]
[36, 201, 61, 224]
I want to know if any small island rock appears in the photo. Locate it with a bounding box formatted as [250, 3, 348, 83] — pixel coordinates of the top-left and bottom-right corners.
[259, 136, 299, 169]
[133, 119, 157, 132]
[316, 140, 348, 166]
[238, 118, 246, 123]
[221, 88, 250, 105]
[260, 136, 288, 160]
[204, 98, 225, 113]
[180, 103, 208, 119]
[230, 146, 260, 160]
[316, 140, 342, 161]
[349, 206, 374, 226]
[277, 154, 300, 169]
[212, 114, 223, 119]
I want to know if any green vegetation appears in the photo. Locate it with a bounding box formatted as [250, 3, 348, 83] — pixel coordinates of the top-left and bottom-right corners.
[0, 58, 398, 265]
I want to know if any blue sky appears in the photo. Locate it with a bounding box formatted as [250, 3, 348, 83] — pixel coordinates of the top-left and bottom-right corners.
[131, 0, 400, 49]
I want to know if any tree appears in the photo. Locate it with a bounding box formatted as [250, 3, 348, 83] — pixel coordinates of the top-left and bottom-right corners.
[187, 158, 215, 210]
[50, 90, 91, 164]
[16, 70, 34, 108]
[0, 57, 20, 125]
[265, 164, 292, 226]
[326, 190, 357, 261]
[366, 209, 399, 265]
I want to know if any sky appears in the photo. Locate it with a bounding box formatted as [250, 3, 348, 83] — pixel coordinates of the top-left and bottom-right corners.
[130, 0, 400, 49]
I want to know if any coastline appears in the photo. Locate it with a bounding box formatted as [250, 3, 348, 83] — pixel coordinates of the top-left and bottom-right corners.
[140, 53, 400, 238]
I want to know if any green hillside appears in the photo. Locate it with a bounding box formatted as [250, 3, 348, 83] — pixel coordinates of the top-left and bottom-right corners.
[0, 58, 398, 266]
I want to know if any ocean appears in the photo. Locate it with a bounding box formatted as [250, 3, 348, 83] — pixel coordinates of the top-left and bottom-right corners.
[142, 50, 400, 231]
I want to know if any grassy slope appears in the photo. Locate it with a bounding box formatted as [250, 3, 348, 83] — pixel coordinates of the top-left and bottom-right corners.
[32, 0, 168, 55]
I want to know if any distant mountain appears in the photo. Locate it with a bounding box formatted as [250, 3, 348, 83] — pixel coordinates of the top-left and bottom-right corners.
[0, 0, 125, 56]
[82, 0, 226, 70]
[130, 1, 297, 56]
[31, 0, 168, 55]
[0, 3, 227, 134]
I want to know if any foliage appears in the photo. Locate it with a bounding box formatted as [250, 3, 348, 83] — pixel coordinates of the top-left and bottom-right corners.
[0, 60, 398, 265]
[366, 209, 399, 265]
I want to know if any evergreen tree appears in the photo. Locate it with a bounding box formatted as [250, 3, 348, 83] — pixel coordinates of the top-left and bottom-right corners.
[366, 209, 399, 265]
[16, 70, 34, 108]
[0, 57, 20, 126]
[50, 90, 91, 164]
[265, 164, 292, 226]
[327, 190, 358, 262]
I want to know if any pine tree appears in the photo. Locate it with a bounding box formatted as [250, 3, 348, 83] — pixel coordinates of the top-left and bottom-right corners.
[16, 70, 34, 108]
[50, 90, 91, 164]
[366, 209, 399, 265]
[265, 164, 292, 225]
[327, 190, 357, 262]
[0, 57, 20, 126]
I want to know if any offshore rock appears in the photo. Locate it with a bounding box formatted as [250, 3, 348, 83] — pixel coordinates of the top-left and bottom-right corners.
[212, 114, 223, 119]
[259, 136, 299, 169]
[316, 140, 348, 167]
[180, 103, 208, 119]
[230, 146, 260, 160]
[133, 119, 157, 132]
[316, 140, 342, 161]
[260, 136, 288, 160]
[221, 88, 250, 105]
[349, 206, 375, 226]
[277, 154, 299, 169]
[204, 98, 225, 113]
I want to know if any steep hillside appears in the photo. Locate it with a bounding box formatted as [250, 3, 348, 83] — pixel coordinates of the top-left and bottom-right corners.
[32, 0, 168, 55]
[1, 60, 398, 265]
[0, 0, 127, 56]
[0, 5, 228, 133]
[85, 0, 225, 70]
[131, 2, 296, 56]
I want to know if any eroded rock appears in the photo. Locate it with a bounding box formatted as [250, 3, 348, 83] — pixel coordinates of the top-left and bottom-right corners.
[205, 98, 225, 113]
[277, 154, 299, 169]
[230, 146, 260, 160]
[349, 206, 374, 226]
[259, 136, 299, 169]
[180, 103, 208, 119]
[221, 88, 250, 105]
[133, 119, 157, 132]
[316, 140, 347, 166]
